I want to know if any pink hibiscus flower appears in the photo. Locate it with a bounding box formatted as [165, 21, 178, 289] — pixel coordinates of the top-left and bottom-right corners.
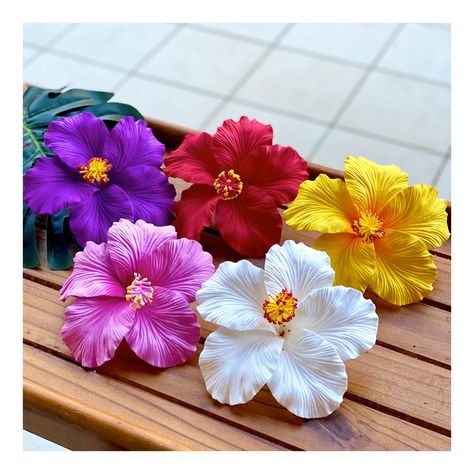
[59, 219, 215, 368]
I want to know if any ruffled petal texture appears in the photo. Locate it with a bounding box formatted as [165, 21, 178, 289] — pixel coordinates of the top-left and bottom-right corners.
[103, 117, 165, 174]
[264, 240, 334, 301]
[173, 185, 221, 240]
[312, 233, 375, 292]
[147, 238, 214, 303]
[371, 230, 437, 305]
[112, 165, 175, 226]
[294, 286, 378, 360]
[215, 185, 282, 257]
[69, 185, 134, 248]
[61, 296, 135, 368]
[196, 260, 272, 332]
[381, 184, 450, 250]
[45, 112, 109, 170]
[344, 156, 408, 213]
[284, 175, 358, 233]
[199, 327, 284, 405]
[106, 219, 177, 284]
[164, 132, 218, 185]
[23, 156, 95, 215]
[267, 328, 348, 418]
[59, 241, 125, 301]
[212, 116, 273, 171]
[125, 287, 200, 367]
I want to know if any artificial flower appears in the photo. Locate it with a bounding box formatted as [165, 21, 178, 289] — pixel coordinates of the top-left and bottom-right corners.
[164, 116, 308, 257]
[283, 156, 450, 306]
[24, 112, 175, 247]
[59, 219, 215, 368]
[197, 240, 378, 418]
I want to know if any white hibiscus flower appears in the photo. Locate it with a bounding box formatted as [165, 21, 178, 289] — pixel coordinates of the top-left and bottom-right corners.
[197, 240, 378, 418]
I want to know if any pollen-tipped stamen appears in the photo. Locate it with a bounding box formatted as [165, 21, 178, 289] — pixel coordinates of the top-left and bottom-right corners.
[352, 209, 385, 243]
[126, 272, 154, 309]
[213, 169, 243, 200]
[78, 157, 112, 185]
[262, 289, 298, 325]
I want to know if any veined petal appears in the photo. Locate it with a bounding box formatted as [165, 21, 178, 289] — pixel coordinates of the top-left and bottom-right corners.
[112, 165, 175, 226]
[103, 117, 165, 175]
[238, 145, 308, 205]
[106, 219, 177, 285]
[45, 112, 109, 170]
[294, 286, 378, 360]
[59, 241, 125, 301]
[267, 328, 347, 418]
[164, 132, 218, 185]
[381, 184, 450, 250]
[212, 116, 273, 171]
[147, 238, 215, 303]
[199, 327, 284, 405]
[125, 287, 200, 367]
[283, 175, 358, 233]
[23, 155, 95, 215]
[173, 184, 221, 241]
[196, 260, 274, 332]
[312, 233, 375, 293]
[371, 230, 437, 306]
[215, 185, 282, 257]
[264, 240, 334, 302]
[61, 296, 135, 368]
[344, 156, 408, 213]
[68, 184, 134, 248]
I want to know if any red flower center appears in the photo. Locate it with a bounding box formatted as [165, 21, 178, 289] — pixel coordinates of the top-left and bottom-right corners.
[78, 157, 112, 185]
[125, 272, 154, 309]
[213, 169, 243, 200]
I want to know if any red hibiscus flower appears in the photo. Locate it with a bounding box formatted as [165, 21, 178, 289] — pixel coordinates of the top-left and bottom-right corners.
[164, 116, 308, 257]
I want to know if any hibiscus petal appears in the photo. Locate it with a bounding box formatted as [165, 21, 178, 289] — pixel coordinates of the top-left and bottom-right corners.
[61, 296, 135, 368]
[264, 240, 334, 302]
[103, 117, 165, 175]
[344, 156, 408, 213]
[125, 287, 200, 367]
[238, 145, 308, 205]
[312, 233, 375, 293]
[173, 184, 221, 241]
[44, 112, 109, 170]
[267, 328, 347, 418]
[147, 238, 215, 303]
[164, 132, 218, 185]
[215, 185, 282, 257]
[294, 286, 378, 360]
[199, 327, 284, 405]
[212, 116, 273, 171]
[283, 175, 358, 233]
[68, 184, 134, 248]
[196, 259, 274, 332]
[23, 155, 95, 215]
[106, 218, 177, 285]
[371, 230, 437, 306]
[59, 241, 125, 301]
[381, 184, 450, 250]
[112, 165, 175, 226]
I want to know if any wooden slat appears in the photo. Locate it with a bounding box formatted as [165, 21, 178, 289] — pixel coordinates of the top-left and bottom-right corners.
[24, 278, 451, 437]
[24, 344, 284, 451]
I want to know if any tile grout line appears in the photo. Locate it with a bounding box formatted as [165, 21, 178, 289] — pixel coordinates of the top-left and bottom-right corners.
[306, 23, 406, 162]
[113, 24, 186, 92]
[431, 148, 451, 187]
[198, 24, 295, 130]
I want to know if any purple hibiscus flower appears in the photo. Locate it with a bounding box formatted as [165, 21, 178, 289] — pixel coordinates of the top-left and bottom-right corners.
[24, 111, 175, 247]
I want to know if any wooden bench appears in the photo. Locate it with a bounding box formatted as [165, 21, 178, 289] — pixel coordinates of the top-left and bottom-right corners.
[23, 117, 451, 451]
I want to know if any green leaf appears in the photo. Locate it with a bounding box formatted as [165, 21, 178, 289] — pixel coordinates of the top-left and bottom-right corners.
[23, 85, 144, 270]
[23, 203, 40, 268]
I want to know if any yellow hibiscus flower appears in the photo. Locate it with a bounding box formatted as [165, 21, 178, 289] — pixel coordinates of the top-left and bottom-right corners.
[283, 156, 450, 306]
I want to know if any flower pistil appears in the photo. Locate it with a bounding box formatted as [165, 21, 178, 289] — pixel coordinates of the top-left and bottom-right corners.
[213, 169, 243, 200]
[352, 209, 385, 243]
[78, 157, 112, 185]
[126, 272, 154, 309]
[263, 289, 298, 326]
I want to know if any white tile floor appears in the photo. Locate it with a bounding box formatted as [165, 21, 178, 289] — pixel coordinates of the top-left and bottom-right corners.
[22, 22, 451, 450]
